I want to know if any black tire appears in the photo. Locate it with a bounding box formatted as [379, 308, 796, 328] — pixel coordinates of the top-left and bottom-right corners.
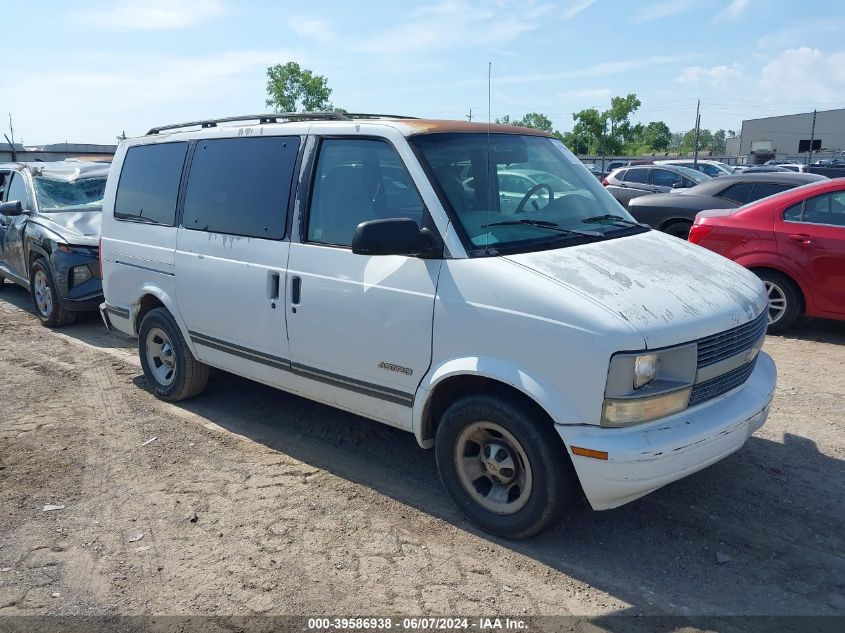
[435, 393, 577, 539]
[29, 258, 76, 328]
[663, 221, 692, 239]
[0, 275, 5, 289]
[754, 269, 802, 334]
[138, 307, 209, 401]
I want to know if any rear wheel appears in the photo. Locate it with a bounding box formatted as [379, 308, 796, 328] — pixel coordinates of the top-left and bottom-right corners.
[435, 393, 577, 539]
[663, 221, 692, 239]
[29, 259, 76, 327]
[755, 270, 801, 334]
[138, 307, 208, 401]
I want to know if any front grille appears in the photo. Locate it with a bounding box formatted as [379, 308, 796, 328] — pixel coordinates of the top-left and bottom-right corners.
[696, 311, 767, 368]
[689, 357, 758, 407]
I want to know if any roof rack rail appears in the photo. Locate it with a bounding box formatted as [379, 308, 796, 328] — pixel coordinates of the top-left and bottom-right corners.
[146, 112, 418, 135]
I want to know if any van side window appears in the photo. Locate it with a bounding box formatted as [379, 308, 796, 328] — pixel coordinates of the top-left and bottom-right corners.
[182, 136, 299, 239]
[115, 142, 187, 225]
[307, 139, 424, 247]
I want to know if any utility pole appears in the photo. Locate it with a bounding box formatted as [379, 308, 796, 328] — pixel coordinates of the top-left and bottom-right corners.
[807, 109, 817, 166]
[692, 99, 701, 169]
[466, 108, 473, 123]
[4, 113, 16, 162]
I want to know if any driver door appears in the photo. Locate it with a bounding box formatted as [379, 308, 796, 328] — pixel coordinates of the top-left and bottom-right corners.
[0, 171, 32, 281]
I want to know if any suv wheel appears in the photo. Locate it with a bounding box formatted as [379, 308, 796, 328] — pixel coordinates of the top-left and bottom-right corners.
[663, 221, 692, 239]
[30, 259, 76, 327]
[756, 270, 801, 334]
[138, 307, 209, 401]
[435, 393, 577, 539]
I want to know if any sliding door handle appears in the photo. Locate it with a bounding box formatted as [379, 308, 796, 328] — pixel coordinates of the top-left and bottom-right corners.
[291, 276, 301, 305]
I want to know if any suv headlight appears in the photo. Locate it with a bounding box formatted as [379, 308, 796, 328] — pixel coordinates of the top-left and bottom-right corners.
[602, 345, 697, 427]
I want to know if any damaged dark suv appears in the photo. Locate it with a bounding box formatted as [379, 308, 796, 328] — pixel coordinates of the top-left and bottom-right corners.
[0, 161, 109, 326]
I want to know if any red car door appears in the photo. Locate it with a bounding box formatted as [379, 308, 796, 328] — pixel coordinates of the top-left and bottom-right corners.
[775, 189, 845, 316]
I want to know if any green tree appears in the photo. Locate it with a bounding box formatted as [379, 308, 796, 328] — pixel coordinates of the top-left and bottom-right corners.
[265, 62, 334, 112]
[495, 112, 554, 133]
[640, 121, 671, 151]
[570, 107, 608, 154]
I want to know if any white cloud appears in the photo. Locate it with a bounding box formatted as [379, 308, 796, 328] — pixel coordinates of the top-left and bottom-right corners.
[715, 0, 751, 21]
[77, 0, 228, 30]
[759, 47, 845, 103]
[360, 0, 554, 53]
[5, 48, 298, 142]
[631, 0, 696, 24]
[676, 64, 743, 86]
[563, 0, 597, 19]
[287, 16, 334, 43]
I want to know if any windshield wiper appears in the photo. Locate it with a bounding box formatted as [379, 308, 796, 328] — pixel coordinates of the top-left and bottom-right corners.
[580, 214, 648, 228]
[481, 219, 602, 238]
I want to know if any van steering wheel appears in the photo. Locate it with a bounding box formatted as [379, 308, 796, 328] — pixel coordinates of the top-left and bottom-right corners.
[515, 183, 554, 213]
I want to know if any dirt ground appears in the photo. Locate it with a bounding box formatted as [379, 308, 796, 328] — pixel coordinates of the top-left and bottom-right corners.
[0, 281, 843, 628]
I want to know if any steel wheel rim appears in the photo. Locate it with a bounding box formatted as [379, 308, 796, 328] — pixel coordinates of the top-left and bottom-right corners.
[33, 270, 53, 317]
[764, 281, 787, 325]
[454, 421, 533, 515]
[145, 327, 176, 386]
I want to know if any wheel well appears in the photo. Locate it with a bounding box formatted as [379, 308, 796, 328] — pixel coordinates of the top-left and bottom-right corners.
[749, 266, 806, 312]
[135, 294, 165, 334]
[420, 375, 556, 445]
[658, 217, 693, 231]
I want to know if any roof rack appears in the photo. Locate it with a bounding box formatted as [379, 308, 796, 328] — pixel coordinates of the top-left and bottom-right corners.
[146, 112, 418, 135]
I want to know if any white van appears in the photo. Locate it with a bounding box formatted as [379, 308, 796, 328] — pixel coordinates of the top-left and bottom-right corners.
[99, 113, 776, 538]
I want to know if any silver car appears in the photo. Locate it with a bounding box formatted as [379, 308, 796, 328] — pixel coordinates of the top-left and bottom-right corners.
[603, 164, 710, 209]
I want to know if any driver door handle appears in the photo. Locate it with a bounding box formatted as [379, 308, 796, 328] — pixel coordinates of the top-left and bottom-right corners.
[787, 233, 813, 245]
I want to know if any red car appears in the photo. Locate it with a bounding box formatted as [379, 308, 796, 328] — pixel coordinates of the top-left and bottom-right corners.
[689, 178, 845, 333]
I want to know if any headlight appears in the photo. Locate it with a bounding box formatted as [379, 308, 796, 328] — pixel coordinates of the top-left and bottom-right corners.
[634, 353, 658, 388]
[603, 344, 697, 427]
[602, 388, 692, 427]
[71, 265, 93, 287]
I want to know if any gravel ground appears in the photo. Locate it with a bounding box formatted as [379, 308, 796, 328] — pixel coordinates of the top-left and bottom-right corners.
[0, 281, 843, 627]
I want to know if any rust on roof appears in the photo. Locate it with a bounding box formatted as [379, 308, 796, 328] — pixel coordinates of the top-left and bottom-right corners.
[386, 118, 553, 137]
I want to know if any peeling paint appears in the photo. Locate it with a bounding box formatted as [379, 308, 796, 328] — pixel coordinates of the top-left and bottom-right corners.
[504, 230, 767, 348]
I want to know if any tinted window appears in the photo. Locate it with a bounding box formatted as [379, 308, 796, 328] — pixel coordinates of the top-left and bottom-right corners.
[624, 168, 649, 184]
[783, 202, 803, 222]
[698, 164, 721, 177]
[802, 191, 845, 227]
[652, 169, 683, 187]
[750, 183, 791, 201]
[614, 169, 628, 181]
[718, 183, 755, 204]
[115, 143, 187, 225]
[182, 137, 299, 239]
[307, 139, 424, 247]
[6, 173, 31, 209]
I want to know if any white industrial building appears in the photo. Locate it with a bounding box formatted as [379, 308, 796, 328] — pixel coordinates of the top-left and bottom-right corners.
[737, 108, 845, 157]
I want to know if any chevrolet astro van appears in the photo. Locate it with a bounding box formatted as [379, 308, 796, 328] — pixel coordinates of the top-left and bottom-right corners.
[99, 113, 776, 538]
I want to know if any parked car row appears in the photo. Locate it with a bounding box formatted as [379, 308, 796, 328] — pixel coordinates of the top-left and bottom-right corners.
[2, 113, 827, 540]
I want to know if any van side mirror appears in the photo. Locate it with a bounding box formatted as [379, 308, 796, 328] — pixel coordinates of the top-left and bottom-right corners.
[0, 200, 25, 216]
[351, 218, 433, 257]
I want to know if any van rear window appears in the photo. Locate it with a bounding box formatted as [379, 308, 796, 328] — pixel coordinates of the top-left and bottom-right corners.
[182, 136, 299, 239]
[115, 142, 187, 225]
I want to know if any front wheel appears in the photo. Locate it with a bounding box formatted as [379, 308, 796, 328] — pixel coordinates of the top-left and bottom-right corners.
[138, 308, 209, 401]
[663, 221, 692, 239]
[755, 270, 801, 334]
[435, 393, 577, 539]
[30, 259, 76, 327]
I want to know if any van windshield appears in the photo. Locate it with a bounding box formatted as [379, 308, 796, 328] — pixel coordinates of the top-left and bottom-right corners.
[410, 133, 647, 254]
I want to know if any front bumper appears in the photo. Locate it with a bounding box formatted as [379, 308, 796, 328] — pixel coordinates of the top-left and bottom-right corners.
[557, 351, 776, 510]
[50, 248, 102, 311]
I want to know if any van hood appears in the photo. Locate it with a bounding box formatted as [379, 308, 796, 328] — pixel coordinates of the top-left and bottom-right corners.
[30, 210, 101, 246]
[503, 230, 767, 349]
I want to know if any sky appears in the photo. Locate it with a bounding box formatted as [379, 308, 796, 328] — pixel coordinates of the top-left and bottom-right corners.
[4, 0, 845, 145]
